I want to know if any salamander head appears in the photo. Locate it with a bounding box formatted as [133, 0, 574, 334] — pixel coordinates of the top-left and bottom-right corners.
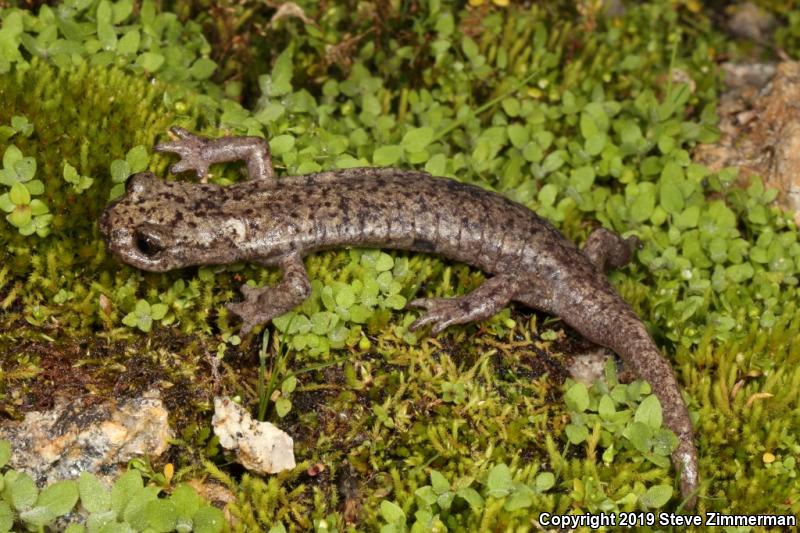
[99, 172, 247, 272]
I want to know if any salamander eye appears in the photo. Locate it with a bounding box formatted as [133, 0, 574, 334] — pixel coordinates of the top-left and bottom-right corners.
[134, 228, 164, 257]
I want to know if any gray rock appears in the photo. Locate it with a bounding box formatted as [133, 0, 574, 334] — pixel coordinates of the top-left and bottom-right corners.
[0, 389, 173, 485]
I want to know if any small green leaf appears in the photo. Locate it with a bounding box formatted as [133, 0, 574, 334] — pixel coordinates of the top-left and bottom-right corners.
[137, 315, 153, 332]
[122, 485, 160, 528]
[657, 134, 675, 154]
[580, 113, 599, 138]
[133, 299, 149, 316]
[97, 22, 117, 51]
[126, 146, 149, 173]
[275, 397, 292, 417]
[189, 57, 217, 80]
[78, 472, 111, 513]
[507, 124, 528, 148]
[117, 29, 140, 55]
[660, 164, 685, 214]
[429, 471, 450, 495]
[6, 470, 38, 511]
[3, 145, 23, 169]
[585, 132, 606, 156]
[122, 312, 138, 328]
[7, 205, 32, 227]
[63, 162, 79, 183]
[171, 484, 201, 519]
[335, 286, 356, 308]
[137, 51, 165, 71]
[36, 480, 78, 519]
[424, 153, 446, 176]
[401, 127, 434, 153]
[383, 293, 406, 310]
[150, 303, 168, 320]
[571, 166, 595, 192]
[375, 253, 394, 272]
[461, 36, 479, 59]
[110, 468, 143, 516]
[281, 375, 297, 395]
[629, 185, 656, 223]
[96, 0, 112, 24]
[634, 394, 663, 429]
[501, 97, 520, 117]
[486, 463, 512, 496]
[110, 159, 131, 182]
[9, 181, 30, 205]
[564, 382, 589, 412]
[435, 13, 454, 35]
[373, 145, 403, 166]
[270, 135, 295, 156]
[455, 487, 483, 509]
[28, 199, 47, 215]
[0, 194, 13, 213]
[18, 505, 56, 527]
[10, 115, 32, 137]
[535, 472, 555, 492]
[598, 395, 616, 420]
[624, 421, 652, 452]
[538, 183, 557, 207]
[379, 501, 405, 523]
[415, 485, 437, 507]
[504, 483, 534, 511]
[640, 484, 673, 508]
[254, 102, 285, 124]
[144, 498, 178, 532]
[266, 47, 293, 97]
[13, 157, 36, 181]
[542, 150, 565, 173]
[0, 502, 13, 533]
[565, 423, 589, 444]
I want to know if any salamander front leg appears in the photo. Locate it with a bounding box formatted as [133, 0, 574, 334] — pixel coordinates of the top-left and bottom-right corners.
[154, 127, 276, 182]
[226, 253, 311, 336]
[408, 274, 519, 334]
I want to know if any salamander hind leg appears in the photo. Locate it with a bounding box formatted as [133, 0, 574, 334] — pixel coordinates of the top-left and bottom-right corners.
[408, 274, 519, 334]
[227, 253, 311, 336]
[582, 227, 641, 272]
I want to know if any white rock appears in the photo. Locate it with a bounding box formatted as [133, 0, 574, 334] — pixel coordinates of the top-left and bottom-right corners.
[212, 397, 295, 474]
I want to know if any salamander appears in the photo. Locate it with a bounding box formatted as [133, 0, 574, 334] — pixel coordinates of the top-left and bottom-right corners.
[99, 128, 699, 504]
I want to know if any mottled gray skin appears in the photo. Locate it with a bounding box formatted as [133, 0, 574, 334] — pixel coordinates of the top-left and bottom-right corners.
[99, 128, 698, 505]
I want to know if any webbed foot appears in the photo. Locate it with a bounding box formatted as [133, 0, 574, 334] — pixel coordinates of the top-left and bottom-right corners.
[408, 297, 474, 334]
[407, 274, 519, 334]
[154, 127, 213, 179]
[226, 254, 311, 336]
